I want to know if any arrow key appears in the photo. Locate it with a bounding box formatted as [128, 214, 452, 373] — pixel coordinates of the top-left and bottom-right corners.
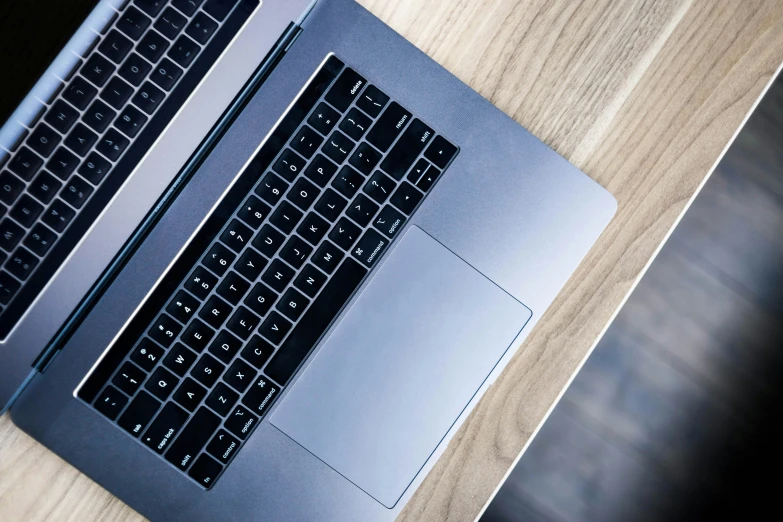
[390, 181, 423, 215]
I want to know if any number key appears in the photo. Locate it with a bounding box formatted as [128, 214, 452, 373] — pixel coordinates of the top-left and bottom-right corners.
[272, 149, 305, 182]
[130, 338, 165, 371]
[166, 290, 200, 323]
[132, 82, 165, 115]
[148, 313, 182, 347]
[219, 219, 252, 252]
[202, 242, 235, 276]
[255, 172, 288, 206]
[185, 265, 218, 299]
[237, 195, 270, 229]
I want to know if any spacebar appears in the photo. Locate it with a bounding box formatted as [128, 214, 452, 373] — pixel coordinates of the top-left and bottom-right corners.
[264, 258, 368, 385]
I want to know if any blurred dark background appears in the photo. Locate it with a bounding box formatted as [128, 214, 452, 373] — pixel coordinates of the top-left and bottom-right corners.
[482, 73, 783, 522]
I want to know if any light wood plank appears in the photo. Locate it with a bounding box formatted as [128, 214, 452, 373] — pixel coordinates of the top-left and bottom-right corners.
[2, 1, 783, 521]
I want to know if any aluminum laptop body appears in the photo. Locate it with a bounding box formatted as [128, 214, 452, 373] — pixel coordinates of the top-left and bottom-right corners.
[8, 0, 616, 520]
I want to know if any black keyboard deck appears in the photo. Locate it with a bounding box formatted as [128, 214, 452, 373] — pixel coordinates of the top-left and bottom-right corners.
[0, 0, 256, 338]
[78, 55, 459, 488]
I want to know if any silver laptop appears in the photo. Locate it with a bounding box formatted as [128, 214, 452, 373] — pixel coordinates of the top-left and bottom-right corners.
[2, 0, 616, 520]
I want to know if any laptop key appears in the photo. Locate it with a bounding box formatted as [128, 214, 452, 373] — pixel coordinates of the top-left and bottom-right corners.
[244, 282, 276, 317]
[293, 264, 326, 298]
[261, 259, 294, 293]
[163, 342, 198, 376]
[7, 248, 39, 280]
[308, 103, 340, 136]
[192, 354, 225, 388]
[0, 271, 21, 305]
[0, 219, 24, 252]
[142, 401, 189, 454]
[41, 200, 75, 232]
[23, 224, 57, 256]
[186, 12, 218, 44]
[112, 361, 147, 395]
[424, 135, 458, 169]
[224, 405, 257, 440]
[206, 382, 239, 416]
[199, 294, 232, 329]
[331, 165, 364, 200]
[366, 102, 411, 152]
[297, 212, 329, 245]
[269, 201, 303, 234]
[63, 77, 97, 110]
[208, 330, 243, 364]
[255, 172, 287, 206]
[98, 30, 134, 64]
[11, 195, 44, 228]
[28, 124, 61, 158]
[47, 147, 80, 180]
[149, 58, 183, 91]
[348, 142, 381, 175]
[137, 30, 170, 64]
[291, 126, 324, 159]
[166, 290, 200, 323]
[380, 119, 435, 180]
[29, 171, 63, 205]
[175, 0, 206, 17]
[185, 265, 218, 299]
[279, 235, 312, 269]
[81, 53, 116, 88]
[78, 152, 112, 185]
[101, 77, 134, 110]
[314, 188, 347, 222]
[173, 377, 207, 411]
[165, 406, 221, 470]
[131, 338, 165, 371]
[132, 81, 165, 114]
[258, 311, 292, 345]
[237, 195, 270, 229]
[235, 248, 267, 281]
[356, 85, 389, 118]
[155, 7, 187, 39]
[363, 170, 396, 204]
[206, 430, 240, 463]
[416, 165, 442, 192]
[116, 7, 151, 40]
[325, 68, 366, 112]
[276, 288, 309, 322]
[97, 128, 130, 161]
[407, 158, 430, 185]
[119, 53, 152, 87]
[45, 100, 79, 133]
[181, 318, 215, 352]
[312, 240, 343, 274]
[188, 454, 222, 488]
[328, 217, 361, 251]
[346, 193, 379, 227]
[64, 124, 98, 157]
[118, 390, 161, 437]
[134, 0, 166, 17]
[94, 385, 128, 420]
[351, 229, 388, 268]
[390, 181, 423, 215]
[339, 108, 372, 141]
[219, 219, 252, 252]
[202, 242, 235, 276]
[168, 36, 200, 68]
[83, 100, 117, 133]
[322, 130, 355, 164]
[0, 171, 24, 205]
[303, 154, 338, 187]
[272, 149, 306, 182]
[148, 313, 182, 347]
[242, 375, 279, 417]
[287, 178, 319, 211]
[373, 205, 406, 239]
[216, 271, 250, 305]
[9, 147, 43, 181]
[224, 358, 256, 393]
[115, 105, 148, 138]
[203, 0, 240, 21]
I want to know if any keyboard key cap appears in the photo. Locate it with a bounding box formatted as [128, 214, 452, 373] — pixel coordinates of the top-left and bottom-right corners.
[225, 405, 257, 439]
[173, 0, 206, 15]
[148, 313, 182, 347]
[390, 181, 423, 215]
[279, 236, 312, 269]
[366, 102, 411, 152]
[28, 124, 61, 158]
[28, 171, 63, 205]
[101, 77, 134, 110]
[205, 382, 239, 416]
[157, 6, 188, 38]
[202, 242, 235, 276]
[185, 265, 218, 298]
[331, 165, 364, 200]
[242, 375, 279, 417]
[118, 390, 161, 437]
[203, 0, 240, 21]
[115, 105, 148, 138]
[63, 77, 98, 110]
[272, 149, 306, 182]
[303, 154, 338, 187]
[416, 165, 442, 192]
[216, 271, 250, 305]
[6, 248, 39, 280]
[346, 193, 379, 227]
[363, 170, 396, 204]
[237, 195, 270, 229]
[244, 282, 276, 317]
[291, 126, 324, 159]
[47, 147, 80, 180]
[112, 361, 147, 395]
[134, 0, 166, 17]
[64, 123, 98, 157]
[188, 454, 222, 488]
[0, 171, 24, 205]
[137, 29, 170, 64]
[373, 205, 406, 239]
[352, 228, 389, 268]
[380, 119, 435, 180]
[238, 336, 272, 370]
[186, 12, 218, 44]
[227, 306, 261, 340]
[297, 212, 328, 245]
[224, 358, 256, 393]
[265, 258, 367, 385]
[81, 53, 116, 88]
[339, 108, 372, 141]
[258, 311, 292, 345]
[308, 103, 340, 136]
[119, 53, 152, 86]
[78, 152, 112, 184]
[255, 172, 288, 206]
[251, 225, 284, 258]
[276, 287, 309, 322]
[219, 219, 252, 252]
[328, 217, 361, 251]
[163, 342, 198, 376]
[425, 136, 457, 169]
[94, 385, 128, 420]
[143, 401, 189, 454]
[261, 259, 294, 293]
[294, 264, 326, 298]
[322, 130, 355, 164]
[132, 81, 165, 114]
[192, 354, 225, 388]
[11, 195, 44, 227]
[0, 271, 21, 305]
[166, 290, 200, 323]
[96, 128, 129, 161]
[269, 201, 303, 234]
[324, 68, 366, 112]
[130, 338, 165, 371]
[83, 100, 117, 133]
[199, 294, 232, 329]
[60, 176, 94, 209]
[208, 330, 243, 364]
[117, 6, 151, 40]
[173, 377, 207, 411]
[287, 178, 319, 211]
[235, 248, 267, 281]
[207, 430, 240, 463]
[0, 219, 24, 252]
[165, 407, 222, 471]
[348, 142, 381, 175]
[149, 58, 183, 91]
[23, 224, 57, 256]
[98, 30, 134, 64]
[45, 100, 79, 133]
[168, 35, 200, 68]
[181, 317, 214, 353]
[407, 158, 430, 185]
[312, 240, 343, 274]
[9, 147, 43, 181]
[356, 85, 389, 117]
[42, 200, 75, 232]
[314, 188, 347, 222]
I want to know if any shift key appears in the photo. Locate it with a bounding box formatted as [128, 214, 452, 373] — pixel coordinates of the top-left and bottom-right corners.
[165, 407, 221, 470]
[379, 119, 434, 180]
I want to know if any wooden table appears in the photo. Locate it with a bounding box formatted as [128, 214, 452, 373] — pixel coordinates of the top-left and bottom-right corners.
[2, 1, 783, 520]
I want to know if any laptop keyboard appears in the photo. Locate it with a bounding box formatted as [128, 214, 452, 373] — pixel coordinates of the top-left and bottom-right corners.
[0, 0, 255, 338]
[78, 55, 459, 488]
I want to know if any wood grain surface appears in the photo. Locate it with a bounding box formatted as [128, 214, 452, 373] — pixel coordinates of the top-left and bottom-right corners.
[2, 1, 783, 521]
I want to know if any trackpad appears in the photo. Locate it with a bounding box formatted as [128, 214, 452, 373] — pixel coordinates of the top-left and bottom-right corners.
[270, 226, 531, 508]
